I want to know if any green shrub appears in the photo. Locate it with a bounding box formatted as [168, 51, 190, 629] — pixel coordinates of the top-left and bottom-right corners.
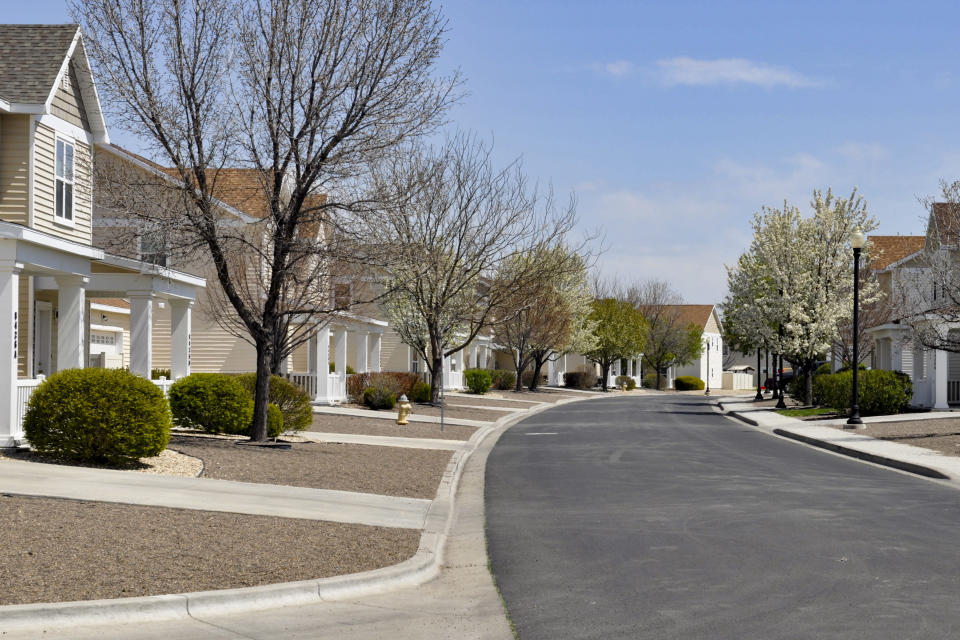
[465, 369, 493, 394]
[349, 371, 420, 402]
[491, 369, 517, 390]
[329, 362, 356, 374]
[23, 368, 171, 465]
[814, 369, 913, 415]
[266, 403, 284, 438]
[236, 374, 312, 432]
[521, 369, 547, 388]
[169, 373, 253, 435]
[410, 380, 431, 403]
[615, 375, 636, 390]
[564, 371, 596, 389]
[816, 363, 833, 376]
[363, 386, 397, 410]
[674, 375, 705, 391]
[151, 368, 171, 380]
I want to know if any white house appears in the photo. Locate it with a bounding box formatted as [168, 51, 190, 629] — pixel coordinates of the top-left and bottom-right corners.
[667, 304, 724, 390]
[0, 24, 205, 446]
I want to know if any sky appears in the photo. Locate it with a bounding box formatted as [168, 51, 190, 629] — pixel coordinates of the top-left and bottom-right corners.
[11, 1, 960, 303]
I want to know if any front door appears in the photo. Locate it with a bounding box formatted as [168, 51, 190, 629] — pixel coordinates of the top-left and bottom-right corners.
[34, 302, 52, 376]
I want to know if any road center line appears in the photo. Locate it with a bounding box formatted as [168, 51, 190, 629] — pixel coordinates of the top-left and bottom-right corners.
[525, 432, 558, 436]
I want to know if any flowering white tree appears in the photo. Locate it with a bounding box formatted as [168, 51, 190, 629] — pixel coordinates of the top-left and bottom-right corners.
[725, 189, 880, 403]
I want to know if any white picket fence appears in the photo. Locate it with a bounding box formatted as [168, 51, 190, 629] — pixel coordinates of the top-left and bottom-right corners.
[15, 376, 46, 433]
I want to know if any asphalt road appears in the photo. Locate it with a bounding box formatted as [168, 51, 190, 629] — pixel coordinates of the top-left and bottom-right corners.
[485, 393, 960, 640]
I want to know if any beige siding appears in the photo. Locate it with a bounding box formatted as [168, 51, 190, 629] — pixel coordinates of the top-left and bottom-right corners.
[32, 123, 92, 244]
[0, 115, 31, 226]
[381, 328, 408, 371]
[17, 276, 30, 378]
[49, 63, 90, 130]
[191, 309, 257, 373]
[704, 310, 720, 335]
[291, 341, 309, 372]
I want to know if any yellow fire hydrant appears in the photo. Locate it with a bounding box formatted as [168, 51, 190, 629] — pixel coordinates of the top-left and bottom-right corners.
[621, 382, 627, 392]
[397, 394, 411, 425]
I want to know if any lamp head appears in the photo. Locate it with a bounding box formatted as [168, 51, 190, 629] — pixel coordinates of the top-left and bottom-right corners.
[851, 228, 865, 249]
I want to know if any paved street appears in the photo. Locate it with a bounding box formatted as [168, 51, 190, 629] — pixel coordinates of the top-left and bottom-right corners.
[486, 393, 960, 639]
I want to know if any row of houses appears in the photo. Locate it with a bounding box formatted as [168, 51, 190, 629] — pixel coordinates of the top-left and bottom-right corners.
[0, 24, 737, 447]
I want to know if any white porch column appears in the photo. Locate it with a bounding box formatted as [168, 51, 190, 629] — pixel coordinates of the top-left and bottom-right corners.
[334, 326, 348, 375]
[128, 292, 155, 378]
[169, 300, 193, 379]
[0, 263, 21, 446]
[891, 338, 903, 373]
[56, 275, 87, 372]
[355, 331, 369, 373]
[369, 333, 382, 372]
[935, 349, 950, 409]
[480, 346, 489, 369]
[312, 326, 330, 403]
[469, 344, 478, 369]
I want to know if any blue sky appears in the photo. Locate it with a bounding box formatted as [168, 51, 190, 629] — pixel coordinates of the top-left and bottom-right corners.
[11, 1, 960, 302]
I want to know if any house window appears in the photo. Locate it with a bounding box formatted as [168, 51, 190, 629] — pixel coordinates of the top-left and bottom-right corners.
[55, 139, 74, 222]
[334, 282, 351, 308]
[91, 333, 116, 346]
[140, 231, 167, 267]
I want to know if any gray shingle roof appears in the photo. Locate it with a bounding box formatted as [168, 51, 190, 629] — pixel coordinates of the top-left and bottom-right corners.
[0, 24, 78, 105]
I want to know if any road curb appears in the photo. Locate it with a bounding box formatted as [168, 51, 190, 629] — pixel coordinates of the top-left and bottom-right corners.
[772, 428, 949, 480]
[0, 391, 608, 633]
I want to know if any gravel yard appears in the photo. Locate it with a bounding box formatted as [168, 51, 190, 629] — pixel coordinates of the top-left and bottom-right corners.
[0, 494, 418, 606]
[444, 395, 536, 409]
[168, 435, 452, 499]
[493, 389, 588, 404]
[826, 418, 960, 457]
[0, 446, 203, 477]
[342, 402, 498, 422]
[309, 413, 476, 441]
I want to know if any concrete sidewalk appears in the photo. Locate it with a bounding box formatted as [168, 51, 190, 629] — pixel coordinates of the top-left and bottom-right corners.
[718, 396, 960, 484]
[0, 457, 431, 528]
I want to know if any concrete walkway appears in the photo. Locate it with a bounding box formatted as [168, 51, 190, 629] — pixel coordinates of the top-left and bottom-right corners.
[0, 457, 431, 528]
[299, 430, 467, 451]
[312, 405, 492, 427]
[718, 397, 960, 484]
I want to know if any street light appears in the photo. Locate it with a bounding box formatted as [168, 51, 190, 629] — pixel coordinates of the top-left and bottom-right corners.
[704, 336, 711, 396]
[845, 227, 865, 428]
[775, 326, 787, 409]
[754, 347, 763, 401]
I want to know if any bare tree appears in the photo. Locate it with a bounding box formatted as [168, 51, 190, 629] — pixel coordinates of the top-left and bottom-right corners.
[631, 280, 702, 390]
[74, 0, 460, 439]
[372, 134, 579, 403]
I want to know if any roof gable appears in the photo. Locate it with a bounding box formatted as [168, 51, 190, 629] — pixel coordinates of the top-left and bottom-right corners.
[868, 235, 925, 271]
[661, 304, 718, 331]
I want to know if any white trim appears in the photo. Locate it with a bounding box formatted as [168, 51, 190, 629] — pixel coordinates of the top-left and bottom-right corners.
[89, 323, 124, 333]
[44, 28, 81, 116]
[96, 253, 206, 288]
[53, 135, 76, 227]
[0, 220, 102, 259]
[0, 102, 45, 115]
[37, 114, 95, 146]
[90, 302, 130, 315]
[28, 115, 35, 228]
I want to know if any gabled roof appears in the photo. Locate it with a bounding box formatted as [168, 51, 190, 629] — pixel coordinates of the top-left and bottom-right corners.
[868, 235, 925, 270]
[928, 202, 960, 246]
[663, 304, 717, 330]
[0, 24, 108, 142]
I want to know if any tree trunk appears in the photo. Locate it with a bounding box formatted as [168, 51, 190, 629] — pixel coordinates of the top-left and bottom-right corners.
[529, 358, 545, 391]
[600, 362, 610, 391]
[805, 369, 814, 405]
[251, 343, 272, 441]
[655, 366, 662, 391]
[429, 352, 444, 405]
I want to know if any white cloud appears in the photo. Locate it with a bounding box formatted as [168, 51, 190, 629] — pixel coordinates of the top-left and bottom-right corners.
[656, 57, 818, 88]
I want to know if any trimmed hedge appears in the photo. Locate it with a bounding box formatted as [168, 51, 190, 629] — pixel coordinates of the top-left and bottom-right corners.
[491, 369, 517, 390]
[236, 374, 312, 432]
[362, 373, 404, 409]
[348, 371, 421, 403]
[521, 370, 547, 388]
[465, 368, 492, 394]
[814, 369, 912, 416]
[23, 368, 171, 465]
[169, 373, 253, 435]
[674, 375, 705, 391]
[564, 371, 596, 389]
[642, 373, 663, 390]
[615, 375, 636, 390]
[266, 403, 284, 438]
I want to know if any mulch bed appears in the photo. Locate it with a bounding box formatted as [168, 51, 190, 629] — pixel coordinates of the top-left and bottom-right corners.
[168, 435, 452, 499]
[309, 413, 476, 441]
[0, 494, 418, 606]
[826, 418, 960, 457]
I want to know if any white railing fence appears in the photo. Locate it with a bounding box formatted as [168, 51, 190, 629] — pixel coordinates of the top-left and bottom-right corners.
[330, 372, 346, 403]
[152, 377, 174, 396]
[16, 376, 46, 433]
[284, 372, 317, 397]
[949, 380, 960, 405]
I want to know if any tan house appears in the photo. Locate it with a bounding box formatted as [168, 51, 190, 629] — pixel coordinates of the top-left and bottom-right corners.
[0, 24, 205, 446]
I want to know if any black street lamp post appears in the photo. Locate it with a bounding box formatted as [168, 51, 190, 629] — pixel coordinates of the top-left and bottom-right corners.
[776, 325, 787, 409]
[754, 347, 763, 401]
[846, 228, 865, 428]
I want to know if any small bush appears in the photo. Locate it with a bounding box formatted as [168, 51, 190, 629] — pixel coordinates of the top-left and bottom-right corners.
[465, 368, 493, 394]
[23, 368, 171, 465]
[521, 370, 547, 388]
[564, 371, 596, 389]
[266, 403, 284, 438]
[346, 372, 370, 403]
[329, 362, 357, 374]
[236, 374, 312, 432]
[674, 376, 705, 391]
[349, 371, 420, 401]
[491, 369, 517, 390]
[151, 368, 171, 380]
[816, 363, 833, 376]
[363, 386, 397, 410]
[615, 375, 637, 390]
[814, 369, 912, 416]
[169, 373, 253, 435]
[410, 380, 431, 403]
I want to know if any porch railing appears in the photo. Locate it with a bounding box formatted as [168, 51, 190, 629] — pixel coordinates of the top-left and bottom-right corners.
[16, 376, 46, 433]
[152, 377, 174, 396]
[949, 380, 960, 405]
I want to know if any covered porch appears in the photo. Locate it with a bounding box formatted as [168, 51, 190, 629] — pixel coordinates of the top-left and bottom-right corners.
[869, 323, 952, 409]
[0, 222, 205, 446]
